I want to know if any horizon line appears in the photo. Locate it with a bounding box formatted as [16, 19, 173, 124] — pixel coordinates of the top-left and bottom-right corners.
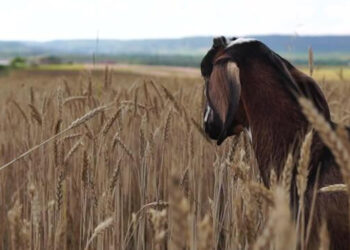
[1, 33, 350, 43]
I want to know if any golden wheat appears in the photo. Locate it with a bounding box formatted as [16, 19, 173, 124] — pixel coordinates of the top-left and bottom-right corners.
[0, 66, 349, 250]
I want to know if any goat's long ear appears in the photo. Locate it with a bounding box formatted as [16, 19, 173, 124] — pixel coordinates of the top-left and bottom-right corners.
[208, 60, 241, 145]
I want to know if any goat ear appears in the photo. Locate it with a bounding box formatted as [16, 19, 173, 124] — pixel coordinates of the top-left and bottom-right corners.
[208, 61, 241, 145]
[213, 36, 227, 48]
[200, 37, 227, 77]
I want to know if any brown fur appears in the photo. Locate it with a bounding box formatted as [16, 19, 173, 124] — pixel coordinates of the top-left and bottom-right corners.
[241, 58, 349, 250]
[208, 63, 231, 123]
[204, 50, 350, 249]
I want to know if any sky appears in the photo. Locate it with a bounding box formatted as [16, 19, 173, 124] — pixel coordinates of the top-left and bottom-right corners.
[0, 0, 349, 41]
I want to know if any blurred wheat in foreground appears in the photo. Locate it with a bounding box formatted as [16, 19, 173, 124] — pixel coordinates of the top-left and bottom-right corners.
[0, 67, 350, 250]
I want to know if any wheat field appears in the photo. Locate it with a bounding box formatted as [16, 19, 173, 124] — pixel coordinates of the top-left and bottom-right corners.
[0, 66, 349, 250]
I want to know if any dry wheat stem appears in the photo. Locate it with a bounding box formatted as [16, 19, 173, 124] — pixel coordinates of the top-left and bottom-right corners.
[84, 217, 114, 250]
[2, 67, 349, 250]
[299, 97, 350, 182]
[318, 220, 330, 250]
[123, 201, 169, 247]
[319, 184, 347, 193]
[296, 130, 313, 197]
[0, 104, 113, 172]
[63, 139, 84, 164]
[249, 182, 274, 205]
[282, 152, 294, 195]
[63, 96, 88, 105]
[28, 104, 42, 125]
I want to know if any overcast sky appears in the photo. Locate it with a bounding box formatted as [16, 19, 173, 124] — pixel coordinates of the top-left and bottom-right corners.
[1, 0, 349, 41]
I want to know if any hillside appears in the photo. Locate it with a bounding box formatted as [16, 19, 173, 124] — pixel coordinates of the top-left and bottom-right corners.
[1, 35, 349, 66]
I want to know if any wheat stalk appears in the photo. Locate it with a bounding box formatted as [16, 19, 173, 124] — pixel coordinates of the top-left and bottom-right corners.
[160, 84, 182, 113]
[281, 152, 294, 195]
[299, 97, 350, 187]
[12, 100, 29, 124]
[319, 184, 347, 193]
[28, 104, 42, 125]
[273, 187, 296, 250]
[102, 107, 122, 136]
[253, 210, 275, 250]
[308, 47, 314, 76]
[0, 104, 111, 172]
[112, 132, 134, 160]
[63, 96, 87, 105]
[59, 133, 83, 143]
[63, 139, 84, 164]
[318, 220, 330, 250]
[169, 176, 190, 250]
[297, 130, 313, 198]
[249, 182, 274, 205]
[84, 217, 113, 250]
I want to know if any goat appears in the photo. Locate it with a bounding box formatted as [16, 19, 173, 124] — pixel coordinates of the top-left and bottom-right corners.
[201, 36, 349, 250]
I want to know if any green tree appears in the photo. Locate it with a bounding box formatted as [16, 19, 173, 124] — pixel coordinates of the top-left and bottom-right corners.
[10, 57, 27, 68]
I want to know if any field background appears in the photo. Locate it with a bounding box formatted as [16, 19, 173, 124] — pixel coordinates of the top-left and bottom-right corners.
[1, 36, 350, 67]
[0, 63, 349, 250]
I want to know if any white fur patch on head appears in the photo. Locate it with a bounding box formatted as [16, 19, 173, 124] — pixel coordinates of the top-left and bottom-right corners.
[227, 38, 256, 48]
[204, 105, 212, 123]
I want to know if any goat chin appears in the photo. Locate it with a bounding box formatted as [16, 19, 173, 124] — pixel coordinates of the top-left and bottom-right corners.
[216, 125, 244, 145]
[232, 124, 244, 135]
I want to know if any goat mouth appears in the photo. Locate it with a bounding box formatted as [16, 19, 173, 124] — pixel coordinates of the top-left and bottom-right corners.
[205, 119, 245, 145]
[231, 124, 245, 135]
[216, 124, 244, 145]
[218, 124, 245, 145]
[204, 122, 221, 141]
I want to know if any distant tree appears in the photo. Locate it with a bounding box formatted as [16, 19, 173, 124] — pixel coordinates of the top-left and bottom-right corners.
[39, 56, 62, 64]
[10, 57, 27, 68]
[0, 65, 8, 74]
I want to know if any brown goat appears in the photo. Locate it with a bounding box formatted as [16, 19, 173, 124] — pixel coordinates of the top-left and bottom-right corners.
[201, 36, 349, 250]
